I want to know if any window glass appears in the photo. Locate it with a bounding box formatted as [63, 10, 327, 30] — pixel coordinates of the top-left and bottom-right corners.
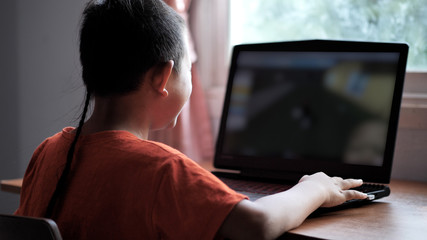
[230, 0, 427, 71]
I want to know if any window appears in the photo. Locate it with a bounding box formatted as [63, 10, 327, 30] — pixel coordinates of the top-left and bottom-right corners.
[230, 0, 427, 71]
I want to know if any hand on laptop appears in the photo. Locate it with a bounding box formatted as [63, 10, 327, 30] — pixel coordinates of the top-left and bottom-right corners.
[218, 172, 369, 239]
[298, 172, 368, 207]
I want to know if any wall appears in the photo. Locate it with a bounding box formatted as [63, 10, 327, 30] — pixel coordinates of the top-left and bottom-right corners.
[0, 0, 20, 214]
[0, 0, 86, 214]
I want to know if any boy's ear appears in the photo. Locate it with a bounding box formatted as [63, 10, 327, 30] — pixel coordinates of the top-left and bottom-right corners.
[148, 60, 174, 97]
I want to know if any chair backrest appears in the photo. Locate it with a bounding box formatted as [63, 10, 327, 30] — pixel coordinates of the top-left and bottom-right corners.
[0, 214, 62, 240]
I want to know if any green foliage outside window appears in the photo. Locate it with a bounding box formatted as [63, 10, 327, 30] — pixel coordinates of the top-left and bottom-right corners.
[230, 0, 427, 71]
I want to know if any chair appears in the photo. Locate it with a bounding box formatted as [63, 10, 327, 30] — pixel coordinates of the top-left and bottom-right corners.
[0, 214, 62, 240]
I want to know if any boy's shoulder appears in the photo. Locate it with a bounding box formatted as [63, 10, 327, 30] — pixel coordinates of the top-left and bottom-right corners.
[32, 129, 72, 157]
[76, 130, 193, 166]
[39, 128, 198, 171]
[119, 138, 204, 174]
[130, 139, 194, 167]
[143, 140, 185, 157]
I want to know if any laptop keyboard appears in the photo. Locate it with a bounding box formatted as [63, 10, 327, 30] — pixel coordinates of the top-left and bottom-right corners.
[219, 177, 291, 200]
[351, 183, 387, 193]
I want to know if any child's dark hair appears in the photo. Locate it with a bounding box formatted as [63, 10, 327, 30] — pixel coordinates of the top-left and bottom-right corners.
[45, 0, 185, 217]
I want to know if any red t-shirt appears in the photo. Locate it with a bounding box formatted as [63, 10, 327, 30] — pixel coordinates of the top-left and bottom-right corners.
[16, 127, 246, 239]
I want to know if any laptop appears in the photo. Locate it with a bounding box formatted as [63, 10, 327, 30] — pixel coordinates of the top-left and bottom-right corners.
[213, 40, 409, 205]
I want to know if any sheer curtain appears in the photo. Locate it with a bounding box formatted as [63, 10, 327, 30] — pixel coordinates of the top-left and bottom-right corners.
[190, 0, 230, 138]
[149, 0, 229, 164]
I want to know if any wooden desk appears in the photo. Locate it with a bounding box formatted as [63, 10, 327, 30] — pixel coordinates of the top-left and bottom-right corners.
[1, 178, 22, 194]
[2, 177, 426, 240]
[285, 179, 427, 240]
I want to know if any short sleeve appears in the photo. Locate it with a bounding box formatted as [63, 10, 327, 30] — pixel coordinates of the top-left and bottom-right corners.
[152, 156, 247, 239]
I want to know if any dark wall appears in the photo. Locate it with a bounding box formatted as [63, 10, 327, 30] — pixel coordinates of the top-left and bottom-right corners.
[0, 0, 87, 214]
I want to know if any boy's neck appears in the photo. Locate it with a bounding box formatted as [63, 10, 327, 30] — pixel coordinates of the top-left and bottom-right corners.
[81, 94, 151, 140]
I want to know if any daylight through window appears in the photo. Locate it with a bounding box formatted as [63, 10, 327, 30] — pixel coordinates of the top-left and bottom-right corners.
[230, 0, 427, 71]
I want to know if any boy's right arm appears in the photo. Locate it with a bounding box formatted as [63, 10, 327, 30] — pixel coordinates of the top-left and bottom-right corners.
[217, 172, 367, 240]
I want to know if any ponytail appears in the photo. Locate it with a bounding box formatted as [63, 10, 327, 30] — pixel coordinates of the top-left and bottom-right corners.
[45, 90, 91, 217]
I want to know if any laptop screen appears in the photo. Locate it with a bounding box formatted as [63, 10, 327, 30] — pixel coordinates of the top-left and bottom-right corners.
[214, 40, 408, 183]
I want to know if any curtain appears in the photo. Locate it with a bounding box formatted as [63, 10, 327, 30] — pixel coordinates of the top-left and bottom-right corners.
[189, 0, 230, 141]
[149, 0, 214, 164]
